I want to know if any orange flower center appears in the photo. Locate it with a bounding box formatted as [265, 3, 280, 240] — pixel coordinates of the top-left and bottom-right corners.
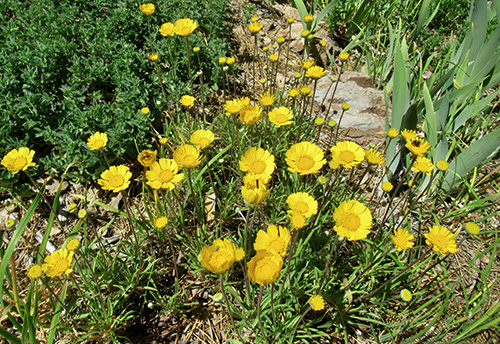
[12, 156, 28, 170]
[109, 175, 124, 188]
[294, 201, 309, 214]
[296, 155, 315, 171]
[55, 258, 69, 273]
[342, 213, 360, 231]
[250, 159, 266, 174]
[159, 169, 174, 183]
[339, 150, 355, 163]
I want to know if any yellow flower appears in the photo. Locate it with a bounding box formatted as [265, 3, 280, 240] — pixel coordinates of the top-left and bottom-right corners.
[308, 33, 314, 39]
[6, 218, 15, 227]
[159, 22, 175, 36]
[391, 228, 415, 251]
[301, 30, 310, 37]
[66, 238, 80, 251]
[405, 137, 431, 156]
[286, 192, 318, 218]
[251, 16, 258, 22]
[268, 107, 294, 128]
[269, 54, 279, 62]
[319, 40, 326, 47]
[277, 37, 285, 44]
[330, 141, 365, 169]
[289, 88, 300, 98]
[299, 85, 312, 96]
[243, 173, 271, 189]
[412, 156, 434, 175]
[98, 165, 132, 192]
[306, 66, 326, 79]
[333, 200, 372, 241]
[155, 216, 168, 228]
[247, 250, 283, 286]
[174, 18, 198, 36]
[318, 176, 327, 184]
[465, 222, 480, 234]
[286, 141, 326, 175]
[139, 3, 155, 16]
[226, 56, 235, 65]
[218, 56, 226, 64]
[365, 148, 385, 165]
[213, 292, 223, 302]
[315, 117, 325, 125]
[258, 91, 275, 107]
[239, 104, 263, 125]
[146, 158, 184, 190]
[27, 264, 43, 279]
[159, 138, 168, 144]
[173, 144, 202, 169]
[401, 289, 412, 302]
[78, 209, 87, 218]
[141, 107, 150, 114]
[137, 149, 157, 167]
[309, 295, 325, 311]
[200, 239, 244, 274]
[294, 72, 302, 79]
[287, 17, 295, 24]
[328, 120, 336, 127]
[193, 46, 200, 52]
[424, 225, 458, 256]
[241, 184, 270, 205]
[248, 21, 263, 34]
[381, 181, 393, 192]
[288, 211, 308, 230]
[436, 160, 449, 171]
[42, 248, 74, 278]
[149, 53, 158, 61]
[341, 103, 351, 110]
[1, 147, 36, 174]
[224, 99, 243, 115]
[304, 14, 314, 23]
[387, 128, 399, 138]
[339, 52, 349, 61]
[180, 95, 196, 107]
[401, 129, 417, 142]
[87, 132, 108, 150]
[254, 225, 291, 257]
[190, 129, 215, 149]
[239, 147, 275, 178]
[300, 59, 315, 70]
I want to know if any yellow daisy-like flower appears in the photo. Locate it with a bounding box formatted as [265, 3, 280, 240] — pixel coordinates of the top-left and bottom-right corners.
[200, 239, 245, 274]
[159, 22, 175, 37]
[248, 21, 263, 34]
[146, 158, 184, 190]
[365, 148, 385, 165]
[27, 264, 43, 279]
[6, 219, 15, 227]
[173, 144, 202, 169]
[190, 129, 215, 149]
[436, 160, 449, 171]
[137, 149, 157, 167]
[300, 85, 312, 96]
[239, 147, 275, 178]
[341, 103, 351, 111]
[174, 18, 198, 36]
[288, 211, 308, 230]
[269, 54, 279, 62]
[309, 295, 325, 311]
[268, 107, 294, 128]
[78, 209, 87, 219]
[465, 222, 480, 234]
[286, 141, 326, 175]
[289, 88, 300, 98]
[224, 99, 243, 115]
[155, 216, 168, 228]
[401, 129, 417, 142]
[330, 141, 365, 169]
[301, 30, 310, 37]
[412, 156, 434, 176]
[406, 137, 431, 156]
[218, 56, 226, 64]
[149, 53, 158, 61]
[87, 132, 108, 150]
[287, 17, 295, 24]
[180, 95, 196, 107]
[315, 117, 325, 125]
[339, 52, 349, 61]
[66, 238, 80, 251]
[387, 128, 399, 138]
[251, 16, 258, 22]
[391, 228, 415, 251]
[333, 200, 372, 241]
[258, 91, 275, 107]
[286, 192, 318, 218]
[227, 56, 235, 65]
[329, 120, 337, 127]
[1, 147, 36, 174]
[300, 59, 315, 70]
[139, 3, 155, 16]
[247, 250, 283, 286]
[141, 107, 150, 114]
[277, 37, 285, 44]
[401, 289, 412, 302]
[254, 225, 291, 257]
[241, 184, 270, 205]
[42, 248, 74, 278]
[424, 225, 458, 256]
[381, 181, 394, 192]
[306, 66, 326, 79]
[159, 138, 168, 144]
[98, 165, 132, 193]
[304, 14, 314, 23]
[239, 104, 263, 125]
[319, 40, 326, 47]
[243, 173, 271, 189]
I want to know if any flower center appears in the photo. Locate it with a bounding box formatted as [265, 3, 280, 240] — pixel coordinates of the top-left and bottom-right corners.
[269, 238, 285, 256]
[339, 150, 355, 163]
[295, 201, 309, 214]
[342, 213, 360, 231]
[183, 155, 197, 166]
[250, 159, 266, 174]
[55, 259, 69, 273]
[12, 156, 28, 170]
[394, 235, 407, 248]
[109, 175, 124, 188]
[275, 112, 288, 123]
[296, 155, 315, 170]
[255, 258, 277, 281]
[210, 250, 232, 270]
[94, 139, 104, 147]
[159, 169, 174, 182]
[432, 234, 448, 249]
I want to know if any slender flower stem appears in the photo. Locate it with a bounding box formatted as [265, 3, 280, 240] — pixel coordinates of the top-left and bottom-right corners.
[270, 284, 277, 328]
[257, 285, 271, 344]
